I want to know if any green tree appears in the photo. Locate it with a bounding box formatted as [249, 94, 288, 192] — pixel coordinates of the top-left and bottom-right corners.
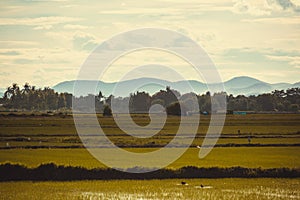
[152, 86, 180, 107]
[4, 83, 21, 109]
[64, 93, 73, 109]
[103, 104, 112, 116]
[166, 101, 187, 116]
[57, 93, 66, 108]
[198, 92, 211, 112]
[256, 94, 275, 111]
[129, 91, 151, 113]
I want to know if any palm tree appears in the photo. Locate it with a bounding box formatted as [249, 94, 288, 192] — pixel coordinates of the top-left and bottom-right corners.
[4, 83, 21, 108]
[4, 86, 13, 99]
[22, 83, 31, 94]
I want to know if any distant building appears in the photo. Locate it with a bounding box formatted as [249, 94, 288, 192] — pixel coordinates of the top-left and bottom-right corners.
[233, 111, 247, 115]
[233, 111, 256, 115]
[201, 111, 209, 115]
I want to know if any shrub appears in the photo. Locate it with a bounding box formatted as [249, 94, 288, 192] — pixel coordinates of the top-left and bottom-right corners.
[103, 105, 112, 116]
[166, 102, 187, 116]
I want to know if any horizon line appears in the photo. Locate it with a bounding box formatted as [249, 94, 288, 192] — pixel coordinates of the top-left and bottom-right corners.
[0, 75, 299, 89]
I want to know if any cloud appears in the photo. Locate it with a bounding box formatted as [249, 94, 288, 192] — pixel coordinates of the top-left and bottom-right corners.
[0, 46, 86, 87]
[64, 24, 89, 30]
[0, 16, 82, 26]
[72, 33, 98, 51]
[99, 8, 181, 15]
[0, 41, 39, 49]
[276, 0, 300, 11]
[219, 47, 300, 74]
[60, 4, 78, 8]
[0, 47, 87, 67]
[266, 54, 300, 68]
[24, 0, 69, 2]
[0, 0, 299, 87]
[232, 0, 274, 16]
[98, 3, 232, 18]
[0, 50, 20, 56]
[33, 25, 53, 30]
[290, 0, 300, 6]
[242, 16, 300, 24]
[232, 0, 300, 15]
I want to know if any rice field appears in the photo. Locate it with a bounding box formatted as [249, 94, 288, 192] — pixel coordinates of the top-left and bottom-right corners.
[0, 178, 299, 200]
[0, 114, 299, 149]
[0, 113, 299, 199]
[1, 147, 300, 169]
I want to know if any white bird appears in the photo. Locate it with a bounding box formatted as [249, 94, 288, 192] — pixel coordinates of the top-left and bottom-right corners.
[196, 145, 201, 149]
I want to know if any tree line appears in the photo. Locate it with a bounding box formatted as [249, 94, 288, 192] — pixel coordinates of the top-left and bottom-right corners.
[0, 163, 299, 181]
[0, 83, 299, 114]
[1, 83, 72, 110]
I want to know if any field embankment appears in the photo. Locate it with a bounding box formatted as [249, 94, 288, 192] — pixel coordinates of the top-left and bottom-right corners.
[0, 163, 299, 181]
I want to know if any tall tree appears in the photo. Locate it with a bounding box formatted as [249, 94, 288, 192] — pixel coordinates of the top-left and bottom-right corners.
[152, 86, 180, 107]
[129, 91, 151, 113]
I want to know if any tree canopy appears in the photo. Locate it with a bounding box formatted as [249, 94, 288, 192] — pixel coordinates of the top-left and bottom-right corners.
[1, 83, 299, 114]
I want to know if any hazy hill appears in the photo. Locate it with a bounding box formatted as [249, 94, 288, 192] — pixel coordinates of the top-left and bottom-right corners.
[0, 88, 5, 98]
[50, 76, 299, 97]
[224, 76, 265, 89]
[293, 82, 300, 88]
[53, 78, 208, 97]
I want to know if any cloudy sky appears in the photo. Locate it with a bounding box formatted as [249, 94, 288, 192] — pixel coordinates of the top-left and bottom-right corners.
[0, 0, 300, 88]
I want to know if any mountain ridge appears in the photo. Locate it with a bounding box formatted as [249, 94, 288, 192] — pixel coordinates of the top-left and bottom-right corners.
[52, 76, 300, 97]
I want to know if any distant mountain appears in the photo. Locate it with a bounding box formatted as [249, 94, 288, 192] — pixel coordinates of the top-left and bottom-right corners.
[0, 88, 5, 98]
[271, 83, 292, 89]
[53, 78, 209, 97]
[224, 76, 265, 89]
[293, 82, 300, 88]
[52, 76, 299, 97]
[228, 83, 273, 96]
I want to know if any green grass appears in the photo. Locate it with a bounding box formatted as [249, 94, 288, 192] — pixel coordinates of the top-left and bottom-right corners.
[1, 114, 299, 148]
[0, 114, 299, 169]
[0, 178, 299, 200]
[1, 147, 299, 169]
[1, 114, 299, 136]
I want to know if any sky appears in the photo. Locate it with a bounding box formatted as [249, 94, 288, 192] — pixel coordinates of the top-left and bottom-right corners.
[0, 0, 300, 89]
